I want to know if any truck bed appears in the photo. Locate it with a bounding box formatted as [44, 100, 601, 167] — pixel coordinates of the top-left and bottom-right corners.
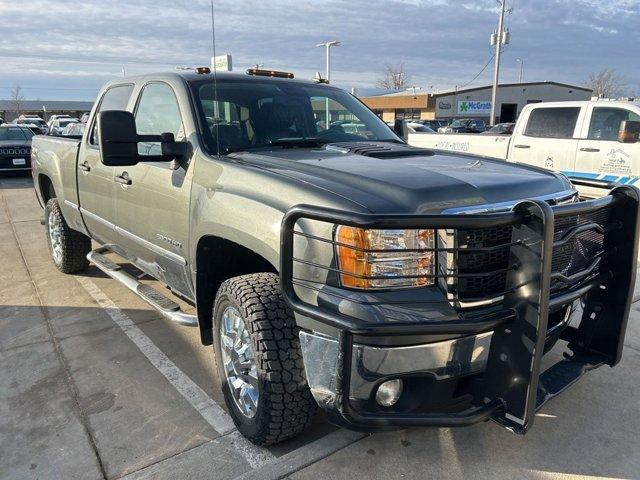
[32, 135, 82, 208]
[408, 132, 510, 159]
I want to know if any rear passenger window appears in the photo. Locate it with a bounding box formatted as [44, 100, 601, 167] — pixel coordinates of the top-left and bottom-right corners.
[90, 84, 134, 146]
[524, 107, 580, 139]
[588, 107, 640, 141]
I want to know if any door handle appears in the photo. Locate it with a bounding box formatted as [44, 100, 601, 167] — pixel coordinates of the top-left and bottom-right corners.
[78, 161, 91, 172]
[115, 172, 132, 186]
[579, 147, 600, 153]
[514, 144, 530, 149]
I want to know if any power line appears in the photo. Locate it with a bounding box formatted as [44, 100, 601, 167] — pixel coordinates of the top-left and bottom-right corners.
[459, 52, 496, 88]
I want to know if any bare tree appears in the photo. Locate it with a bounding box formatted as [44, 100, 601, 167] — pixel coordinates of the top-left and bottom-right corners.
[376, 63, 411, 90]
[9, 84, 25, 115]
[587, 69, 626, 98]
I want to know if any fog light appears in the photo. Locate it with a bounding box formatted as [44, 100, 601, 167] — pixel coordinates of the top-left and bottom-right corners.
[375, 379, 403, 407]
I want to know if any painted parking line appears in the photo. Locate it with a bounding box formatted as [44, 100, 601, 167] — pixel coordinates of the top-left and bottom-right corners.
[76, 274, 370, 479]
[75, 275, 274, 469]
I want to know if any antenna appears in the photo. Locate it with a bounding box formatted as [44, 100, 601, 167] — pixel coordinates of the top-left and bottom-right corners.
[210, 0, 220, 157]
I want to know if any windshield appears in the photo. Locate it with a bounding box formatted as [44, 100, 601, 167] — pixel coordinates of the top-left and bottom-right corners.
[59, 119, 77, 127]
[0, 127, 28, 141]
[191, 79, 401, 154]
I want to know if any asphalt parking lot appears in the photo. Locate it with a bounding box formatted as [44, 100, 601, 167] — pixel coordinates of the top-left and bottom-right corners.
[2, 174, 640, 480]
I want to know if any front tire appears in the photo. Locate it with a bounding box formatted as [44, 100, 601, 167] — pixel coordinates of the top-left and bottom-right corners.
[213, 273, 316, 445]
[44, 198, 91, 274]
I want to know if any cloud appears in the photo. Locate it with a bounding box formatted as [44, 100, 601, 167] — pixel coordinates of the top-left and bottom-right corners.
[0, 0, 638, 100]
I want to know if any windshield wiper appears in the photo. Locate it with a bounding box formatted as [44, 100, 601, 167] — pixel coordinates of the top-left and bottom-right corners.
[268, 137, 329, 148]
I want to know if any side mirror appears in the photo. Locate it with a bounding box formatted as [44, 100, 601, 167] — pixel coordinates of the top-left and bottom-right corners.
[98, 110, 187, 166]
[618, 120, 640, 143]
[393, 118, 407, 141]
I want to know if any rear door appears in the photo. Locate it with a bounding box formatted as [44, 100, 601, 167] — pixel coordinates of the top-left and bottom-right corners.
[575, 105, 640, 186]
[509, 106, 583, 177]
[77, 84, 134, 244]
[112, 81, 193, 296]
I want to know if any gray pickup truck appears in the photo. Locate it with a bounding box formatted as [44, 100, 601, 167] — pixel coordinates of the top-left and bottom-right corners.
[31, 69, 640, 446]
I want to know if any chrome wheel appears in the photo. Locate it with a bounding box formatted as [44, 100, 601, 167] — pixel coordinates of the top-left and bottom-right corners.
[48, 210, 63, 264]
[219, 306, 259, 418]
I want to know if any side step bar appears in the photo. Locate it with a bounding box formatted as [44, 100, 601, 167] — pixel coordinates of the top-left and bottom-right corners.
[87, 249, 198, 327]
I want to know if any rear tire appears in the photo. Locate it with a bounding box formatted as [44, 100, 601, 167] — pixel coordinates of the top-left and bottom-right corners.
[213, 272, 316, 445]
[44, 198, 91, 274]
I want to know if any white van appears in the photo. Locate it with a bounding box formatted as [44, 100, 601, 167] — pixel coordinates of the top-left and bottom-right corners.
[408, 100, 640, 196]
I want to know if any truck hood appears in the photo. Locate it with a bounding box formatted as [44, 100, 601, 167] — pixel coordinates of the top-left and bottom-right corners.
[232, 142, 573, 213]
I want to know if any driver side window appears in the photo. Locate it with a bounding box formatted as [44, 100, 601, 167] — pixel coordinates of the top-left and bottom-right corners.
[135, 83, 184, 156]
[588, 107, 640, 141]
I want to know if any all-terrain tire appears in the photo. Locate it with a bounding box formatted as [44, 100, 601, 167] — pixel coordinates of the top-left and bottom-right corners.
[44, 198, 91, 274]
[213, 272, 316, 446]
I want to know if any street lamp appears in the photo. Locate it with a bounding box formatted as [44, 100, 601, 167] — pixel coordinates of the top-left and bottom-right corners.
[516, 58, 524, 83]
[316, 40, 341, 126]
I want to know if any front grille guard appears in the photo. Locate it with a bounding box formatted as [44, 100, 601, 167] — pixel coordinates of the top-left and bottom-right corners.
[280, 185, 640, 433]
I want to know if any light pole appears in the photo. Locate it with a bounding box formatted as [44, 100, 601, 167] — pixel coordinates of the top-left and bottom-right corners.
[516, 58, 524, 83]
[316, 40, 341, 126]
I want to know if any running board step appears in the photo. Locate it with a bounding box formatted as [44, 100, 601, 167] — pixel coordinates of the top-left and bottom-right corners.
[87, 250, 198, 327]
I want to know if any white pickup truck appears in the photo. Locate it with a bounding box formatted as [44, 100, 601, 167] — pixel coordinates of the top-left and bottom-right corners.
[409, 100, 640, 195]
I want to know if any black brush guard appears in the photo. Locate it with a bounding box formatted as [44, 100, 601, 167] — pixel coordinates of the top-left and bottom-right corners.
[280, 186, 640, 434]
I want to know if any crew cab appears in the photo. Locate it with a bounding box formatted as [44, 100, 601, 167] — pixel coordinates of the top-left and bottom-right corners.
[31, 70, 640, 445]
[409, 100, 640, 196]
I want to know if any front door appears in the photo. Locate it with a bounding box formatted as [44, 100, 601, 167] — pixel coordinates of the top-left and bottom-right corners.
[77, 84, 134, 244]
[575, 106, 640, 181]
[112, 82, 193, 297]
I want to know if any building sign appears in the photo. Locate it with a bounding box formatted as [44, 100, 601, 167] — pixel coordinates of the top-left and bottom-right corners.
[438, 101, 452, 110]
[211, 54, 233, 71]
[458, 100, 491, 116]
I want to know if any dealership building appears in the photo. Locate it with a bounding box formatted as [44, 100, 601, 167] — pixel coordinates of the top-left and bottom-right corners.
[0, 100, 94, 123]
[360, 81, 593, 123]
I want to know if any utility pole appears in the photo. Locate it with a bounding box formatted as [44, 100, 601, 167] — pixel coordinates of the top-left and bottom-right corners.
[490, 0, 509, 126]
[316, 40, 341, 127]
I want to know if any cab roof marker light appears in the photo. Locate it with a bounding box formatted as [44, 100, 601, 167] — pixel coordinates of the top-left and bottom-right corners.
[246, 68, 294, 79]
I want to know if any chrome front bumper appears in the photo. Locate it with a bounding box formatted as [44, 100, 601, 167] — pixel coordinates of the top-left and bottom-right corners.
[299, 330, 492, 408]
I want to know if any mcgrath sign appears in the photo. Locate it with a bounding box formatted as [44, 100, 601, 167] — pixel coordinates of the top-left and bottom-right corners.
[458, 100, 492, 115]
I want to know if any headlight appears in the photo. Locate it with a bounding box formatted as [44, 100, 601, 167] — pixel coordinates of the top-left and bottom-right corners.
[335, 226, 436, 289]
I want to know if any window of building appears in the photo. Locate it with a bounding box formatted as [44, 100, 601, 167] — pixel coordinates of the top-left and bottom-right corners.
[524, 107, 580, 139]
[587, 107, 640, 141]
[395, 108, 421, 120]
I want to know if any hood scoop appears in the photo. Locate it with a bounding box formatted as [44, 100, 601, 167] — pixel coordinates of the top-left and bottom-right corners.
[325, 141, 434, 159]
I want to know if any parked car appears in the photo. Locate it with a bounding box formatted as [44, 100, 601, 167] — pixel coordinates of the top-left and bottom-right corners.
[406, 122, 436, 133]
[31, 70, 640, 447]
[438, 118, 487, 133]
[0, 125, 34, 172]
[61, 122, 85, 136]
[47, 114, 74, 130]
[413, 119, 448, 131]
[439, 118, 482, 133]
[50, 117, 80, 135]
[409, 100, 640, 198]
[13, 116, 48, 134]
[481, 122, 515, 135]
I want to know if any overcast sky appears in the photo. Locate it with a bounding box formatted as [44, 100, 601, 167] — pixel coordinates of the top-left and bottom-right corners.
[0, 0, 638, 101]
